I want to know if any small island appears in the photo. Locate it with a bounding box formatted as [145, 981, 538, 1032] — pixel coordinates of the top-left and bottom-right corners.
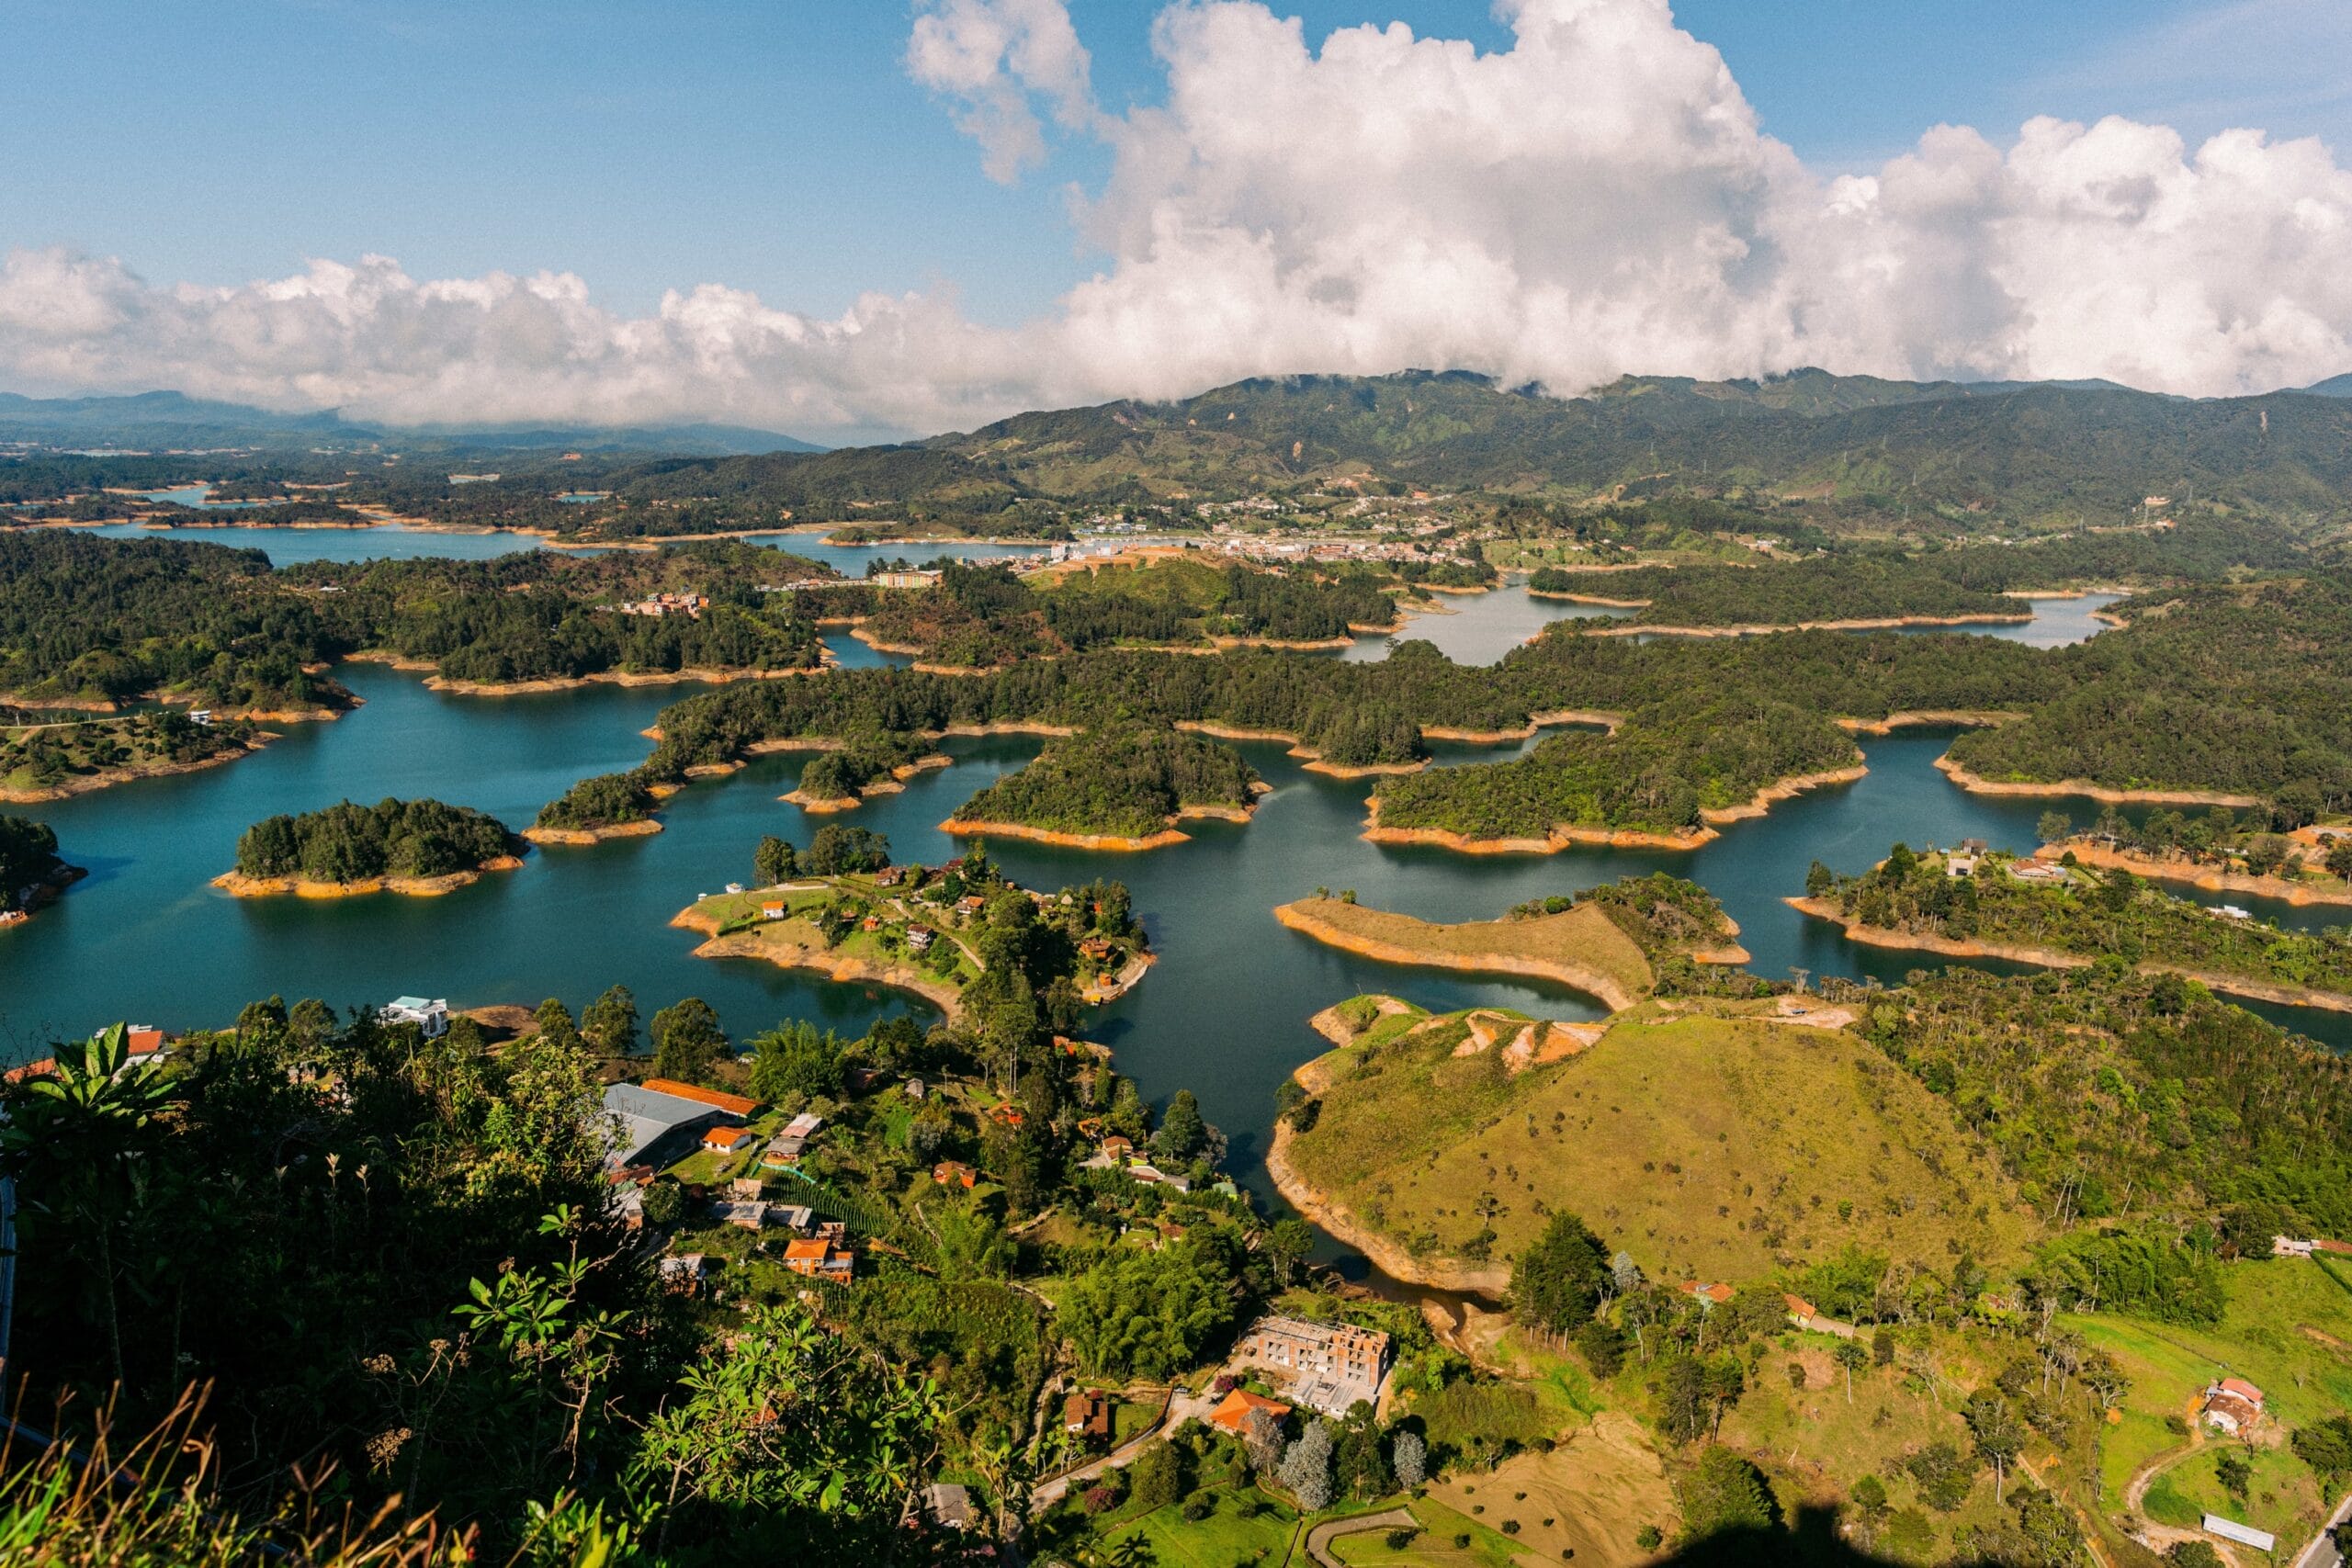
[1274, 874, 1748, 1013]
[1363, 701, 1862, 852]
[1791, 841, 2352, 1013]
[0, 813, 85, 927]
[1526, 556, 2032, 634]
[779, 732, 950, 813]
[216, 797, 526, 897]
[675, 833, 1152, 1017]
[528, 772, 666, 844]
[943, 726, 1266, 850]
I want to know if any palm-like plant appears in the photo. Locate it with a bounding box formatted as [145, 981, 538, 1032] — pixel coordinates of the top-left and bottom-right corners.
[3, 1022, 177, 1398]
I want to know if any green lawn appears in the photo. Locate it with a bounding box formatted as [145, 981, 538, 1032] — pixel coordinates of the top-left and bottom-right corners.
[1328, 1499, 1521, 1567]
[1106, 1488, 1298, 1567]
[2073, 1258, 2352, 1545]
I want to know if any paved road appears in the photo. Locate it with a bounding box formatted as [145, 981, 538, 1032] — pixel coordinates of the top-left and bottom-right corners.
[1302, 1507, 1420, 1568]
[2292, 1491, 2352, 1568]
[1029, 1389, 1215, 1511]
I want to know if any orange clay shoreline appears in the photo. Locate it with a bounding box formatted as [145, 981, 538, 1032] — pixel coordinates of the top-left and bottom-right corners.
[1932, 753, 2264, 807]
[668, 901, 963, 1019]
[2033, 841, 2352, 908]
[212, 854, 526, 899]
[1360, 763, 1868, 854]
[940, 792, 1265, 852]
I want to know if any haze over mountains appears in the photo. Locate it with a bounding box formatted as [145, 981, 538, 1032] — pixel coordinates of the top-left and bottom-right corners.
[0, 390, 824, 457]
[12, 367, 2352, 526]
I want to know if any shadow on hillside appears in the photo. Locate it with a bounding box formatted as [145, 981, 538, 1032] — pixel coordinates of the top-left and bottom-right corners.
[1648, 1505, 1998, 1567]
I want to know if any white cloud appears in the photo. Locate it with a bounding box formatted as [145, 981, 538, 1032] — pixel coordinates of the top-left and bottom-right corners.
[5, 0, 2352, 439]
[906, 0, 1100, 183]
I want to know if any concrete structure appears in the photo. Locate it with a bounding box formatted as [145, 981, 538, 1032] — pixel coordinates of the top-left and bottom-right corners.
[1231, 1315, 1393, 1416]
[380, 996, 449, 1038]
[2203, 1514, 2276, 1552]
[923, 1482, 974, 1530]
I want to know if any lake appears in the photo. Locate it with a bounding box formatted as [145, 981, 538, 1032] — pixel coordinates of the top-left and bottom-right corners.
[10, 580, 2341, 1224]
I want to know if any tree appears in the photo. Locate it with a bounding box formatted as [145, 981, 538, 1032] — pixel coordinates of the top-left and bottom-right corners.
[1805, 859, 1835, 897]
[533, 998, 583, 1053]
[1658, 1358, 1712, 1444]
[2294, 1415, 2352, 1479]
[1511, 1212, 1609, 1336]
[628, 1301, 941, 1557]
[1834, 1338, 1869, 1403]
[1848, 1474, 1891, 1547]
[581, 985, 639, 1055]
[1678, 1446, 1777, 1541]
[1334, 1410, 1392, 1500]
[2166, 1543, 2224, 1568]
[0, 1021, 175, 1395]
[804, 824, 890, 875]
[2037, 810, 2073, 844]
[1279, 1422, 1334, 1513]
[2213, 1448, 2251, 1501]
[1267, 1218, 1316, 1286]
[1574, 1320, 1626, 1379]
[754, 834, 797, 886]
[650, 998, 729, 1083]
[747, 1021, 844, 1104]
[2328, 840, 2352, 885]
[1871, 1326, 1895, 1366]
[639, 1180, 684, 1226]
[1153, 1089, 1206, 1163]
[1128, 1438, 1182, 1513]
[1904, 1440, 1973, 1512]
[1058, 1242, 1237, 1381]
[1390, 1428, 1427, 1490]
[1242, 1407, 1286, 1474]
[1963, 1390, 2027, 1503]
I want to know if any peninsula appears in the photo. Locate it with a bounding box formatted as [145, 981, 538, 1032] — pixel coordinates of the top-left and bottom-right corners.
[1268, 993, 2031, 1295]
[1273, 874, 1748, 1014]
[217, 797, 526, 898]
[1792, 842, 2352, 1013]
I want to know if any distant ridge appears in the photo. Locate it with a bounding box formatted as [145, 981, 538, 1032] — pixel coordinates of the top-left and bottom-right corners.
[2300, 372, 2352, 398]
[0, 389, 823, 457]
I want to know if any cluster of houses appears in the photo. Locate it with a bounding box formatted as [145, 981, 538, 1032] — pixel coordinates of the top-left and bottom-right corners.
[1079, 1132, 1198, 1193]
[616, 591, 708, 619]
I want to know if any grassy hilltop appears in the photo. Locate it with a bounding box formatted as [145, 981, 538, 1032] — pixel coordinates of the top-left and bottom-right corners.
[1281, 998, 2034, 1287]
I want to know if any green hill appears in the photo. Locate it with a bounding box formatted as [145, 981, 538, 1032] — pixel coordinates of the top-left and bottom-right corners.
[1279, 998, 2033, 1289]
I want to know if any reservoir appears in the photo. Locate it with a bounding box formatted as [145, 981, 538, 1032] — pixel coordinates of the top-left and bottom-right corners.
[7, 576, 2338, 1221]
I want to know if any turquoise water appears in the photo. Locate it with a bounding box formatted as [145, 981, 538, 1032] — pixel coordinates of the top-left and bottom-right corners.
[7, 589, 2346, 1218]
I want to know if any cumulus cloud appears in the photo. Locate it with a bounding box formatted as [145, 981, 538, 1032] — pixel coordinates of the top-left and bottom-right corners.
[5, 0, 2352, 438]
[906, 0, 1100, 182]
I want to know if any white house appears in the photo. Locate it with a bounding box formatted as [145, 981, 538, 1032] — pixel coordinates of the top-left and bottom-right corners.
[380, 997, 450, 1038]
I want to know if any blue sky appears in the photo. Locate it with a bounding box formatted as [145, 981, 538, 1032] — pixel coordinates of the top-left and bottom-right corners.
[2, 1, 2347, 434]
[6, 0, 2339, 324]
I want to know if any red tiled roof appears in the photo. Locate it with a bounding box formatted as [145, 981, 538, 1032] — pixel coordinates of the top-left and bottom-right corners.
[642, 1078, 760, 1117]
[1208, 1387, 1291, 1433]
[2218, 1377, 2265, 1405]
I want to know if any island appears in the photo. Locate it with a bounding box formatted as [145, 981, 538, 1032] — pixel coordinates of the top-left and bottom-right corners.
[1268, 991, 2030, 1296]
[0, 812, 85, 926]
[779, 731, 949, 813]
[527, 772, 666, 844]
[2030, 816, 2352, 908]
[942, 726, 1265, 850]
[215, 797, 526, 897]
[1791, 841, 2352, 1012]
[1362, 700, 1862, 852]
[674, 835, 1151, 1017]
[1273, 874, 1748, 1013]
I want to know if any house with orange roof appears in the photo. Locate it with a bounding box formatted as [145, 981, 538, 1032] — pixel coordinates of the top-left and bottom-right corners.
[1208, 1387, 1291, 1436]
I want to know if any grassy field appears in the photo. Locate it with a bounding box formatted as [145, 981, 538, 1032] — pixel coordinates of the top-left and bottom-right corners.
[1327, 1498, 1524, 1567]
[1284, 1000, 2034, 1282]
[1103, 1487, 1300, 1566]
[1279, 897, 1656, 1007]
[687, 882, 979, 987]
[1425, 1412, 1676, 1568]
[2075, 1258, 2352, 1546]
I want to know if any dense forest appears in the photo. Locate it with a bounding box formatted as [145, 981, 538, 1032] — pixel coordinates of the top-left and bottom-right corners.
[947, 726, 1261, 838]
[2, 708, 260, 795]
[1814, 844, 2352, 998]
[530, 569, 2352, 840]
[850, 558, 1401, 668]
[234, 796, 520, 883]
[1527, 519, 2305, 626]
[1371, 701, 1860, 839]
[0, 533, 834, 706]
